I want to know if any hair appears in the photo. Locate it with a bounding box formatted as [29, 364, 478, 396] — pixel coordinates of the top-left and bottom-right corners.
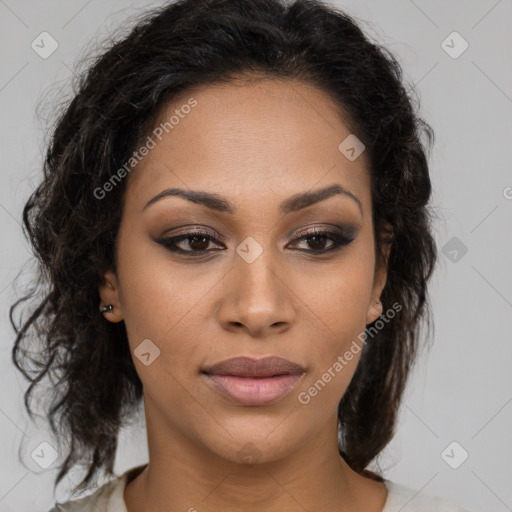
[10, 0, 437, 497]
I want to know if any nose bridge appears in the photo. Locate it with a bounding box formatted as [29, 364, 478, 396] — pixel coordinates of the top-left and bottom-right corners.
[217, 235, 294, 334]
[234, 236, 283, 304]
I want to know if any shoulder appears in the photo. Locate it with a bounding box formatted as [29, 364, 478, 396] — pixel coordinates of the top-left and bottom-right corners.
[383, 479, 475, 512]
[46, 474, 126, 512]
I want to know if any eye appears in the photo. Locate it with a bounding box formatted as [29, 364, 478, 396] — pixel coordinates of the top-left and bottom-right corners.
[288, 227, 355, 253]
[154, 226, 355, 256]
[154, 229, 223, 256]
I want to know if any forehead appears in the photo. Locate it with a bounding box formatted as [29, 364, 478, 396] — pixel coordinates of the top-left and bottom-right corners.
[124, 75, 371, 213]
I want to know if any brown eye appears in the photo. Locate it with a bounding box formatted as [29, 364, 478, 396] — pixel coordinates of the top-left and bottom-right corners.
[154, 229, 224, 255]
[290, 228, 355, 254]
[154, 226, 355, 257]
[186, 234, 211, 251]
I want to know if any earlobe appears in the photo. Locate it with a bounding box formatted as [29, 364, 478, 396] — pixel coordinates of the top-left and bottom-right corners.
[366, 232, 392, 325]
[98, 270, 124, 322]
[366, 297, 383, 325]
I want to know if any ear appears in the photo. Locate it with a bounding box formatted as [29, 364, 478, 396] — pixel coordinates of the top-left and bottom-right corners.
[98, 269, 124, 323]
[366, 227, 393, 325]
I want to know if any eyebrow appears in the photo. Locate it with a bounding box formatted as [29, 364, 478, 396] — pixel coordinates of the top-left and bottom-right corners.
[143, 183, 363, 215]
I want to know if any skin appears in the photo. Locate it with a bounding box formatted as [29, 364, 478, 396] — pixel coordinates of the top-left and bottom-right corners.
[99, 74, 391, 512]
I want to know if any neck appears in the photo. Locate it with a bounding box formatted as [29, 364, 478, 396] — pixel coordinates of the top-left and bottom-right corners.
[124, 398, 387, 512]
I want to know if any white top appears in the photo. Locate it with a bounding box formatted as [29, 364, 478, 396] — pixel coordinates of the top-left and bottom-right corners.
[48, 464, 473, 512]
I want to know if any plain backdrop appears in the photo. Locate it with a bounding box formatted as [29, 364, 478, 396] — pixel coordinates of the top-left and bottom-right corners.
[0, 1, 511, 511]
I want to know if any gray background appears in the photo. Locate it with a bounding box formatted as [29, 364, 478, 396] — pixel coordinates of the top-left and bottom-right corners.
[0, 1, 511, 511]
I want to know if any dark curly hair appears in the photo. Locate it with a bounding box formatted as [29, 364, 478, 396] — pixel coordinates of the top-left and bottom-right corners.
[10, 0, 437, 497]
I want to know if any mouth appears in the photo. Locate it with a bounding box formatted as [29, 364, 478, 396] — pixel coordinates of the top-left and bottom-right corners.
[201, 356, 306, 406]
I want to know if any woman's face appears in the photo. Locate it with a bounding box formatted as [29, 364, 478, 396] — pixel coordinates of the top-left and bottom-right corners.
[99, 75, 389, 464]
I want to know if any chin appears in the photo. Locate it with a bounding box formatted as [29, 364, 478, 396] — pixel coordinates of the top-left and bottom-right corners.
[200, 422, 302, 466]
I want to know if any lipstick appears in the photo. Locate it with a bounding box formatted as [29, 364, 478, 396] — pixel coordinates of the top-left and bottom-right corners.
[201, 356, 305, 406]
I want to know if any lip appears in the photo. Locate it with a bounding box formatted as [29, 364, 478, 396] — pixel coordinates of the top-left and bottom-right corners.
[201, 356, 306, 406]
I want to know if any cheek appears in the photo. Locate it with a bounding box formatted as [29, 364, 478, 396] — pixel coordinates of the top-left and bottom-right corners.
[116, 232, 219, 372]
[296, 250, 375, 404]
[307, 248, 375, 338]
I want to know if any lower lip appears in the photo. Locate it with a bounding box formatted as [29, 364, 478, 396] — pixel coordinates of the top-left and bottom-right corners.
[203, 373, 304, 406]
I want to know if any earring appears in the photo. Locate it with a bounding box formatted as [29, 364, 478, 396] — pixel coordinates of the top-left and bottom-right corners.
[101, 304, 114, 314]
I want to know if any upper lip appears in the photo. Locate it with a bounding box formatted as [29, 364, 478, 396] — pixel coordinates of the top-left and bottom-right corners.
[202, 356, 305, 377]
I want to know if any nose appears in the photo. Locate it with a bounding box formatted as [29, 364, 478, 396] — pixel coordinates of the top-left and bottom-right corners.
[215, 250, 296, 338]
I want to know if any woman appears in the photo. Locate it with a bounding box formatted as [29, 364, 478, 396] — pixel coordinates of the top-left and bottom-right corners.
[11, 0, 473, 510]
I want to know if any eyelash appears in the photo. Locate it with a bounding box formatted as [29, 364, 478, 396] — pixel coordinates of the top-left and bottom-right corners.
[154, 227, 355, 256]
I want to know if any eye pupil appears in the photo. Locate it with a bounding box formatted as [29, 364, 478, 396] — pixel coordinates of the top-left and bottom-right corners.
[308, 235, 327, 250]
[189, 235, 209, 250]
